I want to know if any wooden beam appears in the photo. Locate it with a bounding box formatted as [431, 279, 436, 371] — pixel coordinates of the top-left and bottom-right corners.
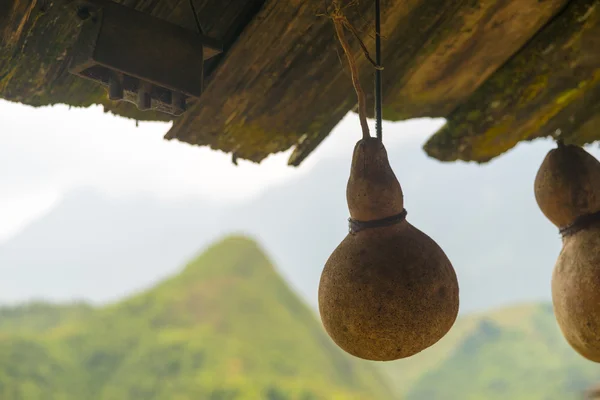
[375, 0, 569, 120]
[166, 0, 382, 164]
[166, 0, 568, 165]
[0, 0, 162, 119]
[0, 0, 264, 121]
[1, 0, 590, 166]
[293, 0, 569, 165]
[424, 0, 600, 163]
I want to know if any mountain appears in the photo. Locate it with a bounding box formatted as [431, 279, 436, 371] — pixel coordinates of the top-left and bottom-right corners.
[1, 235, 600, 399]
[380, 303, 600, 400]
[0, 188, 229, 303]
[0, 236, 393, 400]
[0, 135, 572, 313]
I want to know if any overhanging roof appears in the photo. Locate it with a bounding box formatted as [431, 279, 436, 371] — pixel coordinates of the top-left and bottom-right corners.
[1, 0, 599, 165]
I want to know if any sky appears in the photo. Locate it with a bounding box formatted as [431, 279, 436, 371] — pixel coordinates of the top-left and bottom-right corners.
[3, 98, 598, 312]
[0, 99, 444, 243]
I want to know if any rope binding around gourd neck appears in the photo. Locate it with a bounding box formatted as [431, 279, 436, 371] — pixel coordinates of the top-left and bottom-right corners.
[332, 0, 407, 234]
[559, 211, 600, 237]
[551, 138, 600, 237]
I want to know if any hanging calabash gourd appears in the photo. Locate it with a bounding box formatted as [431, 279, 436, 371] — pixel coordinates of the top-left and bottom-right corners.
[534, 141, 600, 363]
[318, 137, 460, 361]
[318, 2, 459, 361]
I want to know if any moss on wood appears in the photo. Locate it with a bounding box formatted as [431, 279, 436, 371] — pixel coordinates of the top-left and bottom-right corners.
[370, 0, 569, 121]
[0, 0, 265, 122]
[424, 0, 600, 162]
[0, 0, 170, 121]
[166, 0, 570, 165]
[1, 0, 598, 166]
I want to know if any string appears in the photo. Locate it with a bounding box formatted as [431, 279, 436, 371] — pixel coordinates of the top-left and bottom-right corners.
[332, 1, 406, 233]
[332, 15, 371, 140]
[559, 210, 600, 237]
[375, 0, 383, 141]
[349, 209, 407, 234]
[329, 1, 384, 141]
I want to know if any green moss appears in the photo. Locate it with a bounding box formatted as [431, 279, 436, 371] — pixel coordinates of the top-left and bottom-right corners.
[0, 0, 171, 122]
[518, 73, 549, 106]
[378, 0, 468, 121]
[424, 0, 600, 163]
[466, 109, 482, 122]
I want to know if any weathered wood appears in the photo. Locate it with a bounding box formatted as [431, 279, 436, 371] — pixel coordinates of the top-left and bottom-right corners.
[68, 0, 223, 116]
[0, 0, 162, 119]
[166, 0, 568, 165]
[424, 0, 600, 162]
[1, 0, 597, 166]
[0, 0, 263, 121]
[166, 0, 381, 163]
[291, 0, 569, 165]
[375, 0, 569, 120]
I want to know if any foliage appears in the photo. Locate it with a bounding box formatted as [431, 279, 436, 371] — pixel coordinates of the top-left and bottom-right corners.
[0, 236, 392, 400]
[3, 235, 600, 400]
[380, 303, 600, 400]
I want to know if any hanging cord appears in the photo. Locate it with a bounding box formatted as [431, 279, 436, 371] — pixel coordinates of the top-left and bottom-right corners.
[329, 1, 402, 234]
[188, 0, 204, 34]
[375, 0, 383, 141]
[328, 1, 384, 141]
[332, 13, 371, 140]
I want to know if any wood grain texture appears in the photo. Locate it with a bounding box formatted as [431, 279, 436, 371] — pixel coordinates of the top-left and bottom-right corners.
[375, 0, 569, 120]
[424, 0, 600, 163]
[0, 0, 264, 122]
[165, 0, 385, 164]
[0, 0, 596, 166]
[291, 0, 569, 165]
[168, 0, 568, 165]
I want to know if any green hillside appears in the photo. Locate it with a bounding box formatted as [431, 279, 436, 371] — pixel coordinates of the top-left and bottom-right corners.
[0, 236, 393, 400]
[2, 235, 600, 400]
[380, 303, 600, 400]
[0, 301, 93, 333]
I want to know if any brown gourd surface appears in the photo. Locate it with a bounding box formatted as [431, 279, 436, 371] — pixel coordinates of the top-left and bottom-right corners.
[535, 143, 600, 363]
[318, 138, 459, 361]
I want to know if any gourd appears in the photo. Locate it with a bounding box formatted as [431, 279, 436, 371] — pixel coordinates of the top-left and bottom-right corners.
[318, 137, 460, 361]
[534, 142, 600, 362]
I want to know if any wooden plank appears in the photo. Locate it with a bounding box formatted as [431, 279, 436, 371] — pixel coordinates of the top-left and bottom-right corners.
[293, 0, 569, 165]
[0, 0, 160, 120]
[166, 0, 457, 163]
[166, 0, 568, 165]
[0, 0, 36, 48]
[166, 0, 387, 164]
[423, 0, 600, 163]
[0, 0, 588, 166]
[576, 110, 600, 145]
[375, 0, 569, 120]
[0, 0, 263, 121]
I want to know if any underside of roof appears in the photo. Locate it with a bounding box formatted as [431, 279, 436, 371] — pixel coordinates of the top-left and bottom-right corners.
[1, 0, 599, 165]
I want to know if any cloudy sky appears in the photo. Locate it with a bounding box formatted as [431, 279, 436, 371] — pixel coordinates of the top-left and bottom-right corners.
[0, 99, 444, 243]
[5, 98, 598, 312]
[0, 100, 450, 241]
